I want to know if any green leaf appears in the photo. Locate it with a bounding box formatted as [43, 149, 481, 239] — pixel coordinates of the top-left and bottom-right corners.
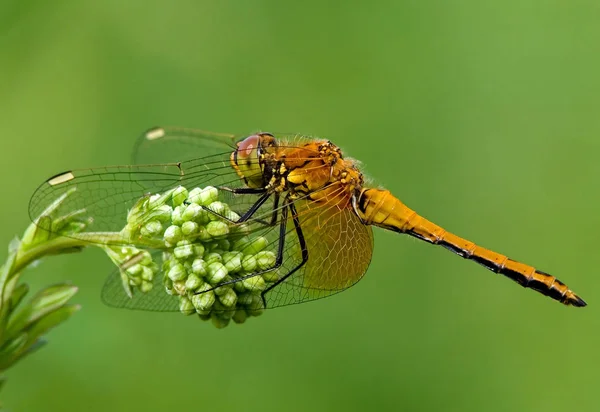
[21, 188, 77, 250]
[20, 215, 52, 250]
[7, 284, 28, 315]
[25, 305, 80, 347]
[0, 250, 18, 345]
[0, 304, 78, 371]
[0, 333, 27, 370]
[8, 237, 20, 255]
[5, 284, 78, 340]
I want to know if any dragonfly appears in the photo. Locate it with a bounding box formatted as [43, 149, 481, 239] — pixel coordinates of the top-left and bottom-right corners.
[29, 127, 586, 312]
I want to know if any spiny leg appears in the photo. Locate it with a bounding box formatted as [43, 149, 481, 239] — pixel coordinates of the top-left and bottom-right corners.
[194, 195, 290, 295]
[204, 188, 281, 227]
[260, 199, 309, 308]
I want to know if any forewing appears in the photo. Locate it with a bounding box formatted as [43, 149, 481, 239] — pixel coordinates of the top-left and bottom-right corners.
[133, 126, 239, 164]
[28, 153, 262, 243]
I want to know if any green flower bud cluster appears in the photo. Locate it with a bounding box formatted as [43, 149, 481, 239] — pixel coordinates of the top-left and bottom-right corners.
[103, 246, 159, 298]
[123, 185, 281, 328]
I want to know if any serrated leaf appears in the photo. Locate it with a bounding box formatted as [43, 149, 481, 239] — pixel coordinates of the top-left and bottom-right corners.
[5, 284, 78, 340]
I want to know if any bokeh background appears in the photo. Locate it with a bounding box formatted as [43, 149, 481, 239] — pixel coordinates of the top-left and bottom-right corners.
[2, 1, 600, 411]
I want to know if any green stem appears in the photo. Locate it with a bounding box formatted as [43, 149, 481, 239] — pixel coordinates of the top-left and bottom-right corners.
[12, 233, 165, 276]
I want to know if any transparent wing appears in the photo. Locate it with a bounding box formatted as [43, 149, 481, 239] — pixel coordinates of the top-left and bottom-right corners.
[100, 189, 374, 311]
[28, 153, 265, 243]
[132, 126, 239, 164]
[101, 250, 179, 311]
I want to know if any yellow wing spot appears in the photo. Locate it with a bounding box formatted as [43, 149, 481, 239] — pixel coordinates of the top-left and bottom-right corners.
[47, 171, 75, 186]
[145, 127, 166, 140]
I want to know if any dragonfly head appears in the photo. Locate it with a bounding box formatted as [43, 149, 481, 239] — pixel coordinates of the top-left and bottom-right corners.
[231, 132, 276, 188]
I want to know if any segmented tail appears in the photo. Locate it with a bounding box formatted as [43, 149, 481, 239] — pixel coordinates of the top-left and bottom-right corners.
[355, 188, 586, 307]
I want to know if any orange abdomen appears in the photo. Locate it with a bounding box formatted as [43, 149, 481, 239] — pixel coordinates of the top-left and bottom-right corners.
[355, 188, 586, 307]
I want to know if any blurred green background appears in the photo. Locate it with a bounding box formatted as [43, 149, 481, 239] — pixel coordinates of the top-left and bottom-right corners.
[1, 1, 600, 411]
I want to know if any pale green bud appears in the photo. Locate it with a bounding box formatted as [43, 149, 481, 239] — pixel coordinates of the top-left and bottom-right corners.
[153, 204, 174, 223]
[179, 296, 195, 315]
[256, 251, 276, 270]
[191, 290, 215, 312]
[261, 269, 280, 283]
[174, 243, 194, 260]
[223, 252, 243, 274]
[237, 293, 254, 306]
[189, 186, 218, 205]
[141, 266, 154, 281]
[206, 201, 229, 219]
[167, 263, 186, 281]
[126, 263, 142, 276]
[139, 251, 153, 265]
[197, 226, 213, 242]
[242, 275, 267, 292]
[218, 239, 231, 251]
[218, 288, 238, 307]
[211, 315, 230, 329]
[140, 280, 153, 293]
[164, 225, 183, 245]
[232, 236, 251, 251]
[140, 220, 163, 238]
[185, 274, 204, 291]
[204, 252, 223, 265]
[171, 206, 185, 225]
[182, 203, 202, 221]
[172, 280, 186, 295]
[181, 221, 198, 236]
[164, 277, 174, 295]
[232, 309, 248, 324]
[242, 237, 268, 255]
[233, 280, 246, 293]
[206, 262, 228, 284]
[172, 186, 188, 207]
[192, 259, 208, 276]
[192, 244, 205, 258]
[241, 255, 257, 272]
[225, 210, 241, 222]
[206, 221, 229, 237]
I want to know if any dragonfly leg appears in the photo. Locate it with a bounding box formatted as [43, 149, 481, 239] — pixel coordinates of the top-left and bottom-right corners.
[201, 191, 271, 223]
[246, 192, 280, 226]
[192, 196, 290, 297]
[260, 199, 308, 308]
[217, 186, 267, 194]
[203, 191, 281, 227]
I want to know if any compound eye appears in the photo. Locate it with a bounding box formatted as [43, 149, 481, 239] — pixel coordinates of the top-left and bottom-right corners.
[236, 134, 261, 160]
